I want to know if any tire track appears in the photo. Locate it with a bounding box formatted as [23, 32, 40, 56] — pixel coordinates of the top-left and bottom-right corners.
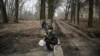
[55, 20, 81, 56]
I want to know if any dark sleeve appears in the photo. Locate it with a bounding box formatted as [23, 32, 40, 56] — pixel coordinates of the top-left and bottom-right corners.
[44, 35, 47, 41]
[51, 33, 57, 40]
[51, 34, 58, 44]
[44, 35, 51, 42]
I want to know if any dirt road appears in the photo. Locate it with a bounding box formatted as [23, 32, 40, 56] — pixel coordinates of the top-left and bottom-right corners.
[0, 20, 99, 56]
[55, 20, 100, 56]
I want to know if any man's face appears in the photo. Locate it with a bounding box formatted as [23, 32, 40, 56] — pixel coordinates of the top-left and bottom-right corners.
[48, 29, 53, 33]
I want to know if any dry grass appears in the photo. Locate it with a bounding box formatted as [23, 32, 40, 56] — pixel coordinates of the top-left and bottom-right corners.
[0, 20, 41, 33]
[0, 20, 42, 54]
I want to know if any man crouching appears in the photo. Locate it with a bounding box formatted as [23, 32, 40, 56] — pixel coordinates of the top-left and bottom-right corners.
[44, 27, 58, 51]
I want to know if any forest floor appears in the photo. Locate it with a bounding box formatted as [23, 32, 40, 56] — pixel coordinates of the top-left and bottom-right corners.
[0, 20, 53, 56]
[55, 19, 100, 56]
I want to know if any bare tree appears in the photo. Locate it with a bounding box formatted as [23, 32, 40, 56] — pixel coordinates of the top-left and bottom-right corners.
[76, 0, 80, 24]
[0, 0, 8, 23]
[65, 5, 68, 20]
[88, 0, 94, 28]
[48, 0, 61, 26]
[65, 0, 70, 20]
[48, 0, 54, 26]
[98, 0, 100, 21]
[7, 0, 15, 18]
[40, 0, 46, 20]
[19, 0, 26, 18]
[14, 0, 19, 23]
[70, 0, 75, 22]
[73, 0, 76, 23]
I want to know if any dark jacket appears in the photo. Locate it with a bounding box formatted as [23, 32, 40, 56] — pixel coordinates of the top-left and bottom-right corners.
[44, 32, 58, 45]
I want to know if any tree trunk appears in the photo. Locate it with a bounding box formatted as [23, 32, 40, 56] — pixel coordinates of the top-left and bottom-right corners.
[40, 0, 46, 20]
[77, 0, 80, 25]
[70, 0, 76, 23]
[14, 0, 19, 23]
[88, 0, 94, 28]
[40, 0, 47, 30]
[95, 0, 100, 21]
[73, 0, 76, 23]
[70, 0, 73, 22]
[48, 0, 54, 27]
[98, 0, 100, 21]
[0, 0, 8, 23]
[71, 11, 73, 22]
[65, 12, 68, 20]
[65, 0, 69, 20]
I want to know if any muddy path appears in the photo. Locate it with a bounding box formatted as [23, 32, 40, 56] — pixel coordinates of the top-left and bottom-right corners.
[55, 20, 100, 56]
